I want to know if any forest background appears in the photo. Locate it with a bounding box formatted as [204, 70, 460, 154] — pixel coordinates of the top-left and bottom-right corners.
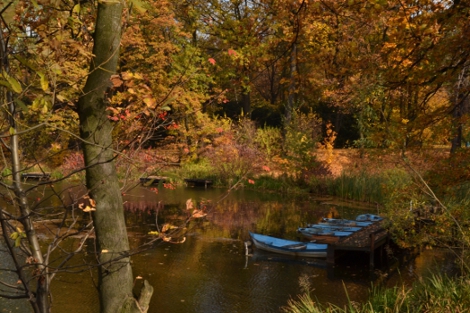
[1, 0, 470, 312]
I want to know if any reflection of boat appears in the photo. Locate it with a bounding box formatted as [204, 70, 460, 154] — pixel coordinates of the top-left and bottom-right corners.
[319, 218, 372, 227]
[248, 249, 328, 269]
[356, 214, 383, 222]
[249, 232, 327, 258]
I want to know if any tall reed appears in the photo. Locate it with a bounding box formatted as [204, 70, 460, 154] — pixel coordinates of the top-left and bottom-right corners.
[322, 169, 413, 205]
[283, 272, 470, 313]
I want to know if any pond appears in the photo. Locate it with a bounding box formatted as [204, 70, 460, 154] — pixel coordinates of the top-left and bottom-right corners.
[0, 184, 458, 313]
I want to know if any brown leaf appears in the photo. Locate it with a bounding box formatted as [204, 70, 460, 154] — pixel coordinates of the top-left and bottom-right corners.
[186, 199, 193, 210]
[110, 75, 123, 87]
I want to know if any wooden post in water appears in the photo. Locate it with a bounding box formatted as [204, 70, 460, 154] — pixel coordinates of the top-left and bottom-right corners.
[369, 232, 376, 268]
[327, 245, 335, 264]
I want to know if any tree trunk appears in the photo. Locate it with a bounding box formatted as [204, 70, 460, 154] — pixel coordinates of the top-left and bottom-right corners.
[241, 90, 251, 117]
[285, 43, 297, 128]
[1, 24, 49, 313]
[451, 67, 469, 153]
[77, 1, 153, 312]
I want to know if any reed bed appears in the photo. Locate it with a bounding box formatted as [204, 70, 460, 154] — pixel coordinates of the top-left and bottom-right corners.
[283, 273, 470, 313]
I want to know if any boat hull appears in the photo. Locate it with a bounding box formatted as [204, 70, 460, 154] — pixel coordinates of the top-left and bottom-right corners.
[356, 214, 383, 222]
[249, 232, 327, 258]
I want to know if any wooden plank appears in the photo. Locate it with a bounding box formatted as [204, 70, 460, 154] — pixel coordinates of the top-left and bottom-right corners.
[21, 173, 51, 181]
[323, 220, 389, 268]
[140, 176, 167, 185]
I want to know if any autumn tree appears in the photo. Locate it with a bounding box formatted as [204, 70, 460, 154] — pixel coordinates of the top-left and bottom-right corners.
[76, 0, 154, 312]
[0, 0, 154, 312]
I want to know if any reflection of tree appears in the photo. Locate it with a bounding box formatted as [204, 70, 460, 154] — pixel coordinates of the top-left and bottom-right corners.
[205, 200, 330, 239]
[121, 192, 335, 245]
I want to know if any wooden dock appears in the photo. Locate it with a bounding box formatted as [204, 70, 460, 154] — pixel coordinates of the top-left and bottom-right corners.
[323, 220, 389, 268]
[184, 178, 213, 188]
[21, 172, 51, 181]
[140, 176, 167, 185]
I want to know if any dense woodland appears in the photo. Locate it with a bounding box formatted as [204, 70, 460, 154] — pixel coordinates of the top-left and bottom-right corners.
[3, 0, 470, 162]
[0, 0, 470, 312]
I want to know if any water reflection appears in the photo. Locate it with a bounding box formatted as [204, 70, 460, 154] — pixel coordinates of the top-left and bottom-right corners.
[2, 184, 457, 313]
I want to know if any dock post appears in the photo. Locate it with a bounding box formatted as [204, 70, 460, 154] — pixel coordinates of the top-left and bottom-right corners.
[369, 233, 376, 268]
[327, 245, 335, 264]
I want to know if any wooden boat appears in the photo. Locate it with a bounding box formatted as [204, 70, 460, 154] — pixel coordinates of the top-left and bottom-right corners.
[249, 232, 327, 258]
[356, 214, 383, 222]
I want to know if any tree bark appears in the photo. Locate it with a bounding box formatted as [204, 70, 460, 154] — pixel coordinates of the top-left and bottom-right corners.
[77, 1, 153, 312]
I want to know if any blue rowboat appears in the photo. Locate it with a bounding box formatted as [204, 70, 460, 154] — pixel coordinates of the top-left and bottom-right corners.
[297, 227, 353, 237]
[249, 232, 327, 258]
[356, 214, 383, 222]
[304, 224, 362, 233]
[319, 218, 373, 227]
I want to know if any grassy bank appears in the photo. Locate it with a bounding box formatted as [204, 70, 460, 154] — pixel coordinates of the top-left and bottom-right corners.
[283, 272, 470, 313]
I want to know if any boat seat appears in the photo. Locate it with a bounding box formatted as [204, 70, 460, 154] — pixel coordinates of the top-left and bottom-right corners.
[281, 243, 307, 250]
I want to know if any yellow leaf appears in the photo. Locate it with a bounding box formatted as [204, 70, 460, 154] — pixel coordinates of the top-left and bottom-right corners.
[56, 94, 68, 102]
[121, 72, 133, 80]
[143, 96, 156, 108]
[133, 73, 144, 80]
[128, 0, 148, 13]
[39, 73, 49, 92]
[41, 103, 48, 114]
[72, 3, 80, 14]
[3, 71, 22, 93]
[161, 223, 178, 233]
[82, 205, 96, 212]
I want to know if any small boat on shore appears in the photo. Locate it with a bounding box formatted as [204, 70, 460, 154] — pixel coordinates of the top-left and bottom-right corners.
[249, 232, 327, 258]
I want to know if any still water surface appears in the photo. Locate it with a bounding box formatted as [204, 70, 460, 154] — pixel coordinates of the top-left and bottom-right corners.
[1, 184, 455, 312]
